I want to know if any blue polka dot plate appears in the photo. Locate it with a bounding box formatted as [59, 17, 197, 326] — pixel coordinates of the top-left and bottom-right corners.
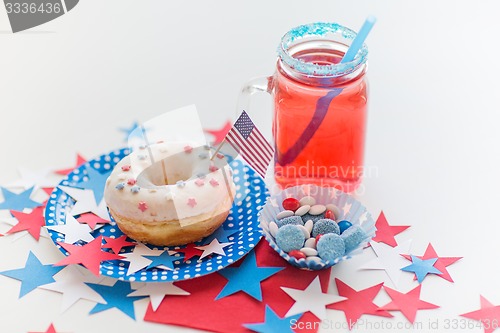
[45, 148, 268, 282]
[259, 185, 376, 270]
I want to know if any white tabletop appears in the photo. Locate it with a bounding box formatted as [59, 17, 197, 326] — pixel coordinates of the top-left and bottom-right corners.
[1, 1, 499, 332]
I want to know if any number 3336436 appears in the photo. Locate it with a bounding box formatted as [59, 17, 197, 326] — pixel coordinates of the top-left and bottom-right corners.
[5, 2, 62, 14]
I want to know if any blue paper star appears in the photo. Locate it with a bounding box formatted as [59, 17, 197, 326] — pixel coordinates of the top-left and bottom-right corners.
[0, 251, 64, 298]
[144, 251, 177, 270]
[216, 250, 284, 301]
[401, 255, 443, 283]
[119, 121, 141, 142]
[243, 305, 303, 333]
[86, 280, 147, 320]
[201, 225, 239, 244]
[0, 187, 42, 211]
[76, 165, 112, 203]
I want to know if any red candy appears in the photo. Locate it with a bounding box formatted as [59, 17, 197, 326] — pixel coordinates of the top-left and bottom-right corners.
[324, 209, 335, 220]
[282, 198, 300, 212]
[315, 234, 323, 243]
[288, 250, 306, 260]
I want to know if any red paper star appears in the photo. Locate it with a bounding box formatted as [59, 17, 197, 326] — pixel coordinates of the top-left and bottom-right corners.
[102, 235, 136, 254]
[176, 243, 204, 262]
[76, 212, 110, 230]
[328, 279, 392, 329]
[380, 285, 439, 323]
[144, 240, 332, 333]
[42, 187, 54, 197]
[461, 296, 500, 333]
[55, 236, 124, 276]
[28, 323, 58, 333]
[372, 211, 410, 247]
[401, 243, 462, 282]
[55, 153, 87, 175]
[7, 206, 45, 240]
[205, 121, 232, 145]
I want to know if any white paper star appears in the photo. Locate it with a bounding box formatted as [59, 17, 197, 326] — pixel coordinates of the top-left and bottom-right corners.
[360, 239, 412, 287]
[128, 282, 190, 311]
[40, 266, 105, 312]
[281, 276, 346, 320]
[59, 186, 110, 220]
[121, 243, 165, 275]
[5, 167, 60, 190]
[46, 215, 94, 244]
[195, 239, 233, 259]
[342, 202, 352, 217]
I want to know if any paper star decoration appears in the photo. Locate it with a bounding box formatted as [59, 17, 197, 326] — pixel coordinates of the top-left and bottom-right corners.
[6, 167, 57, 190]
[342, 203, 352, 217]
[401, 243, 462, 283]
[55, 153, 87, 175]
[76, 212, 110, 230]
[119, 121, 141, 142]
[196, 238, 233, 260]
[281, 276, 345, 320]
[201, 226, 239, 244]
[361, 240, 412, 287]
[461, 296, 500, 333]
[86, 280, 147, 320]
[144, 251, 178, 270]
[59, 186, 110, 220]
[46, 215, 94, 244]
[76, 165, 111, 204]
[401, 255, 442, 283]
[0, 251, 64, 298]
[372, 211, 410, 247]
[40, 266, 105, 312]
[175, 243, 204, 262]
[0, 187, 43, 211]
[128, 282, 190, 311]
[28, 323, 58, 333]
[55, 236, 124, 276]
[205, 121, 232, 145]
[216, 250, 284, 301]
[328, 279, 392, 328]
[7, 206, 45, 240]
[102, 235, 136, 254]
[243, 305, 303, 333]
[380, 285, 439, 323]
[121, 243, 165, 275]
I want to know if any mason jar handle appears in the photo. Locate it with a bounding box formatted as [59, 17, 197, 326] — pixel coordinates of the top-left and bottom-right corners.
[237, 76, 273, 118]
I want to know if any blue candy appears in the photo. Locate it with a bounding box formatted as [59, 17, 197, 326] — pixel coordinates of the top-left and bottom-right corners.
[301, 212, 325, 224]
[312, 218, 340, 237]
[341, 225, 366, 253]
[316, 233, 345, 262]
[338, 220, 353, 234]
[275, 224, 306, 252]
[276, 216, 304, 228]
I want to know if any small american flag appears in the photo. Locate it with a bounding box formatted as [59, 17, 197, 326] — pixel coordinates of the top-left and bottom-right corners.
[225, 111, 274, 178]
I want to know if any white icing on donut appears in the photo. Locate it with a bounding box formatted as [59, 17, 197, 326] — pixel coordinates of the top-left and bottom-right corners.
[104, 142, 235, 227]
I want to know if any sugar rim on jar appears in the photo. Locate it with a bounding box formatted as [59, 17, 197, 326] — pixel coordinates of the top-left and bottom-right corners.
[278, 22, 368, 77]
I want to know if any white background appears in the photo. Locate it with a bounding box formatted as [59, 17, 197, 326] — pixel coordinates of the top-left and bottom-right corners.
[1, 1, 500, 332]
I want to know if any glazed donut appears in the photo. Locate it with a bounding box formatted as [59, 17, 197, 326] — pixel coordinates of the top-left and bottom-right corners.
[104, 142, 235, 246]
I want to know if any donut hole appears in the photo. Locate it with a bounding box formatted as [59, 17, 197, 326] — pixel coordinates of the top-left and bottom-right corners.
[136, 156, 194, 187]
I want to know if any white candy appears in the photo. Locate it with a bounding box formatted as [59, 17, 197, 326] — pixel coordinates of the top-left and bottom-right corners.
[304, 220, 314, 234]
[309, 204, 326, 215]
[276, 210, 294, 219]
[269, 222, 279, 238]
[299, 196, 316, 206]
[305, 256, 323, 265]
[300, 247, 318, 257]
[294, 205, 310, 216]
[304, 237, 316, 249]
[326, 204, 341, 219]
[297, 225, 310, 239]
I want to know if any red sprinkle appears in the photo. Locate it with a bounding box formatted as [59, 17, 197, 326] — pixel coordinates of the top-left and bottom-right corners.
[209, 178, 219, 187]
[184, 145, 193, 153]
[325, 209, 335, 220]
[138, 201, 148, 212]
[127, 179, 136, 186]
[216, 153, 225, 159]
[209, 164, 219, 172]
[121, 165, 131, 172]
[288, 250, 306, 260]
[282, 198, 300, 212]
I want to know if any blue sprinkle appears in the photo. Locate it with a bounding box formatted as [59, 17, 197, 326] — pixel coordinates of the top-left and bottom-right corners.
[130, 185, 141, 193]
[176, 180, 186, 188]
[317, 233, 345, 262]
[138, 154, 147, 160]
[338, 220, 353, 234]
[204, 144, 211, 150]
[198, 153, 208, 160]
[341, 225, 366, 253]
[275, 224, 306, 252]
[312, 219, 340, 237]
[197, 173, 206, 179]
[115, 183, 125, 190]
[139, 144, 147, 149]
[276, 216, 304, 228]
[301, 213, 324, 224]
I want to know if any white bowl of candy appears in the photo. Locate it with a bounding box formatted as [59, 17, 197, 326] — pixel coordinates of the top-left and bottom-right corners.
[259, 185, 376, 270]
